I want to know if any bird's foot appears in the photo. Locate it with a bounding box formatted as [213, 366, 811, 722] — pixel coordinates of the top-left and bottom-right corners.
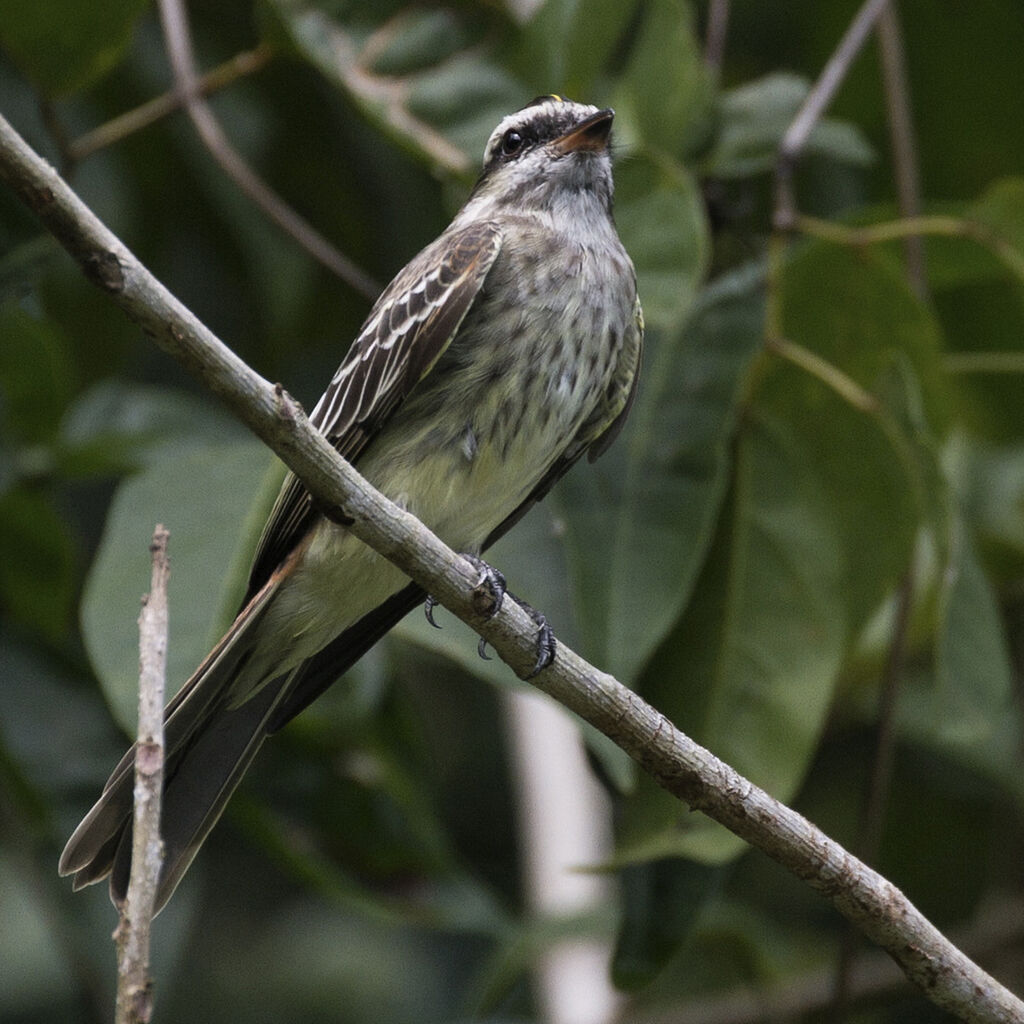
[423, 554, 506, 629]
[513, 598, 556, 678]
[423, 555, 554, 676]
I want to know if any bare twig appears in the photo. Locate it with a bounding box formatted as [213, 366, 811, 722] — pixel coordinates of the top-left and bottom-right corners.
[877, 3, 926, 295]
[155, 0, 379, 299]
[68, 45, 273, 165]
[765, 336, 880, 414]
[311, 13, 472, 178]
[2, 113, 1023, 1024]
[796, 212, 1024, 284]
[774, 0, 891, 230]
[114, 526, 169, 1024]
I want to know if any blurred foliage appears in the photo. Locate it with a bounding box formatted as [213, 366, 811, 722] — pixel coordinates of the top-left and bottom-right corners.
[2, 0, 1024, 1022]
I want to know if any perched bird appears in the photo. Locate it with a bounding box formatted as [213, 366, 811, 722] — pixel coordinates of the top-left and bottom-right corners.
[60, 96, 644, 912]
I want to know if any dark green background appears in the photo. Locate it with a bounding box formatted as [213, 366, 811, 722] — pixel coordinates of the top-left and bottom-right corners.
[2, 1, 1023, 1021]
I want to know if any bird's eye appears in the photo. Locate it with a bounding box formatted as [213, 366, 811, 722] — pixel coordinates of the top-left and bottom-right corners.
[500, 129, 524, 157]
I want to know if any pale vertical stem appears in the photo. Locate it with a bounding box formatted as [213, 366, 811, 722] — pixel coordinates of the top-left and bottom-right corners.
[114, 526, 170, 1024]
[504, 689, 621, 1024]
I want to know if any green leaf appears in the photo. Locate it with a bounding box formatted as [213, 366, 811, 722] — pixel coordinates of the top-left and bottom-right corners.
[0, 0, 148, 96]
[613, 0, 714, 158]
[0, 236, 63, 304]
[966, 441, 1024, 579]
[362, 8, 475, 78]
[612, 860, 725, 989]
[932, 521, 1014, 747]
[704, 72, 875, 179]
[59, 381, 251, 469]
[776, 242, 946, 625]
[393, 498, 636, 792]
[968, 176, 1024, 261]
[614, 152, 708, 331]
[273, 3, 523, 176]
[511, 0, 642, 99]
[619, 411, 847, 864]
[81, 438, 279, 731]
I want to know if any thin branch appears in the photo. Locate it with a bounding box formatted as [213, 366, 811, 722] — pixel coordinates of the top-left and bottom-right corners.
[774, 0, 891, 230]
[155, 0, 379, 299]
[877, 2, 926, 296]
[2, 112, 1023, 1024]
[114, 526, 169, 1024]
[796, 212, 1024, 286]
[67, 45, 273, 165]
[313, 13, 473, 178]
[945, 351, 1024, 374]
[765, 336, 880, 414]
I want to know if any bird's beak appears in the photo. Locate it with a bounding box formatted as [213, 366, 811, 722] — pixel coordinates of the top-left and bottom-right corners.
[553, 108, 614, 154]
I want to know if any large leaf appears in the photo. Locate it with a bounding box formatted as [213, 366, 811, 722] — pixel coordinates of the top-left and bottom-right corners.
[0, 303, 75, 448]
[81, 436, 278, 731]
[617, 410, 848, 865]
[511, 0, 641, 100]
[930, 519, 1015, 749]
[613, 0, 714, 159]
[703, 72, 875, 180]
[271, 2, 523, 177]
[613, 243, 949, 864]
[393, 493, 637, 792]
[614, 152, 708, 331]
[0, 489, 76, 644]
[554, 264, 759, 685]
[776, 242, 947, 626]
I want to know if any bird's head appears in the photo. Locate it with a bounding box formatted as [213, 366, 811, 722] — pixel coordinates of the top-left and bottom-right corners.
[468, 96, 616, 215]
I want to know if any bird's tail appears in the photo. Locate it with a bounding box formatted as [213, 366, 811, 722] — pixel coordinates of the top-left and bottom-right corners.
[59, 574, 291, 914]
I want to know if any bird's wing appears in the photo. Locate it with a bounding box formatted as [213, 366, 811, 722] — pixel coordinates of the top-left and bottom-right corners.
[266, 295, 645, 729]
[245, 221, 503, 600]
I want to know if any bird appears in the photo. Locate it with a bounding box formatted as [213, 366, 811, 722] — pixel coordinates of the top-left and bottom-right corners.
[60, 96, 644, 913]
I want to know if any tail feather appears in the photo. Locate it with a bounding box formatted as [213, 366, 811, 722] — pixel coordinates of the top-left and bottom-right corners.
[109, 670, 292, 911]
[59, 575, 281, 907]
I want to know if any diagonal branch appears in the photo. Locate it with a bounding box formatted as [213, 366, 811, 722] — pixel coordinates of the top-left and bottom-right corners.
[68, 45, 273, 165]
[1, 113, 1022, 1024]
[156, 0, 379, 299]
[773, 0, 891, 230]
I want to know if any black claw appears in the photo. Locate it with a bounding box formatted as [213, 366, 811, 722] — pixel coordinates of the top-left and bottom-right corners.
[441, 553, 555, 675]
[424, 595, 442, 628]
[524, 608, 556, 678]
[462, 553, 507, 619]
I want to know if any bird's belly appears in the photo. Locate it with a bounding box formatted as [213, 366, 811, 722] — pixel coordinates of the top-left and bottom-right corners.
[252, 403, 571, 677]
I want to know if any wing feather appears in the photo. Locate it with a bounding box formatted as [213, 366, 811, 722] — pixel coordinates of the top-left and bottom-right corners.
[245, 221, 503, 600]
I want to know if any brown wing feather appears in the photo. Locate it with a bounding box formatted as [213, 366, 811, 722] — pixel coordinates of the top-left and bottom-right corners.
[265, 299, 644, 729]
[245, 222, 503, 601]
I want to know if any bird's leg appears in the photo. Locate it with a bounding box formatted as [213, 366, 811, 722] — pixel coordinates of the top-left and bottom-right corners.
[423, 554, 555, 677]
[424, 554, 506, 628]
[508, 597, 556, 678]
